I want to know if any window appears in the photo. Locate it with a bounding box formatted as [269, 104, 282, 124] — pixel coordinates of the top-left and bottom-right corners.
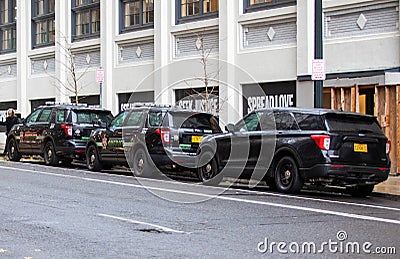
[126, 111, 144, 127]
[121, 0, 154, 32]
[72, 0, 100, 40]
[110, 111, 128, 130]
[0, 0, 16, 53]
[26, 109, 42, 124]
[37, 109, 53, 123]
[244, 0, 296, 13]
[32, 0, 55, 48]
[273, 111, 298, 130]
[177, 0, 218, 24]
[237, 112, 260, 132]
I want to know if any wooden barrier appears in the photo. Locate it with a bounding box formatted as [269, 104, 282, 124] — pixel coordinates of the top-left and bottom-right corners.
[327, 85, 399, 175]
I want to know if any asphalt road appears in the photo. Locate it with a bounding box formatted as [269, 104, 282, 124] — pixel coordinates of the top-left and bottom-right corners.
[0, 161, 399, 258]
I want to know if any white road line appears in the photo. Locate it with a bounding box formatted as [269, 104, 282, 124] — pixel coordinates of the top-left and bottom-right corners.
[2, 165, 400, 225]
[2, 163, 400, 213]
[98, 213, 190, 234]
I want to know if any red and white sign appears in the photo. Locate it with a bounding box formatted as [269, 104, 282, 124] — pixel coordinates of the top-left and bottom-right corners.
[312, 59, 326, 81]
[96, 68, 105, 83]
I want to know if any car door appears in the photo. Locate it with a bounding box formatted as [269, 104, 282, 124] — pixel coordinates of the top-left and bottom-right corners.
[120, 110, 145, 162]
[18, 109, 43, 153]
[30, 108, 54, 154]
[100, 111, 128, 162]
[226, 112, 263, 175]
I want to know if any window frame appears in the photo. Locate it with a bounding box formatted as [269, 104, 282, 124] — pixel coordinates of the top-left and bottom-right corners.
[120, 0, 154, 34]
[243, 0, 296, 13]
[32, 0, 56, 49]
[176, 0, 219, 25]
[71, 0, 100, 41]
[0, 0, 16, 53]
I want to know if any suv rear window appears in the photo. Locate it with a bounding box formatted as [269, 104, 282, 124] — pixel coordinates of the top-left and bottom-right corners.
[171, 112, 221, 133]
[72, 110, 112, 127]
[325, 114, 382, 134]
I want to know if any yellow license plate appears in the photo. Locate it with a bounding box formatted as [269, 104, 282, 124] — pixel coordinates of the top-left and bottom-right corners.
[354, 143, 368, 153]
[192, 136, 203, 143]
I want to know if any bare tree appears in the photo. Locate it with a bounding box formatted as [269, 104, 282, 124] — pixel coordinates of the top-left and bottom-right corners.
[48, 34, 91, 104]
[181, 30, 221, 115]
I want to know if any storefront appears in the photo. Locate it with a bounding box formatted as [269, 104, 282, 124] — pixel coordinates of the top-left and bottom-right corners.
[242, 81, 296, 115]
[118, 91, 155, 112]
[175, 87, 219, 115]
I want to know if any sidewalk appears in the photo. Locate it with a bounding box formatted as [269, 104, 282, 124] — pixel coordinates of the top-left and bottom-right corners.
[373, 176, 400, 196]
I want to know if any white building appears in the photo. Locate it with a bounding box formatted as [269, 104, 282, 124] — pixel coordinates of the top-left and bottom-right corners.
[0, 0, 399, 126]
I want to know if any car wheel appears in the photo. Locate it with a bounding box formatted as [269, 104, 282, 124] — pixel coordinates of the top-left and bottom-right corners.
[44, 141, 60, 166]
[197, 151, 222, 186]
[132, 148, 152, 178]
[7, 138, 21, 162]
[274, 156, 303, 194]
[86, 145, 102, 171]
[347, 185, 374, 197]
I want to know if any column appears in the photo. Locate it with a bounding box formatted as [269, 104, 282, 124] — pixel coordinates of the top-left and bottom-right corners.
[296, 0, 316, 108]
[100, 0, 115, 112]
[154, 0, 172, 104]
[219, 0, 239, 125]
[55, 0, 70, 103]
[16, 0, 29, 116]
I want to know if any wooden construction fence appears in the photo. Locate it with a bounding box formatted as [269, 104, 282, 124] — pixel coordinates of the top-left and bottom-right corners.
[328, 85, 399, 175]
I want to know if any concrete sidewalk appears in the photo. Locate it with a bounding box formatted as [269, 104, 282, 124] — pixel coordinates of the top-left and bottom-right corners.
[374, 176, 400, 196]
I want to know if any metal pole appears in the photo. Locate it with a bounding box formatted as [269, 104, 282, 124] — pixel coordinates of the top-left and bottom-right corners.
[314, 0, 323, 108]
[99, 82, 103, 108]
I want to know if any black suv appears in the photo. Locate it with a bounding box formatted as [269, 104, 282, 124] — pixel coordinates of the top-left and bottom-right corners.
[197, 108, 391, 196]
[85, 105, 222, 178]
[7, 103, 112, 165]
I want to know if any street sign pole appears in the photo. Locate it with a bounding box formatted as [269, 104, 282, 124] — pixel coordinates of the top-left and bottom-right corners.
[96, 68, 105, 108]
[314, 0, 323, 108]
[99, 82, 103, 108]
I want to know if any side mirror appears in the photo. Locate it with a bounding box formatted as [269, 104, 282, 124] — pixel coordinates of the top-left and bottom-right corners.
[225, 123, 236, 133]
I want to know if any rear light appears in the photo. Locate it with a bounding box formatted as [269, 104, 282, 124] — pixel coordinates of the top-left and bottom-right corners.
[331, 164, 344, 169]
[156, 129, 170, 144]
[311, 135, 331, 150]
[62, 124, 73, 137]
[386, 140, 391, 154]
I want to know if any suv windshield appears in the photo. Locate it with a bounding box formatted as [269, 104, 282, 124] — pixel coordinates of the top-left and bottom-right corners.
[325, 114, 382, 133]
[72, 110, 112, 127]
[171, 112, 221, 133]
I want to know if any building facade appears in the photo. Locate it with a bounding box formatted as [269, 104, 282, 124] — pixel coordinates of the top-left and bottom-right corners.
[0, 0, 399, 126]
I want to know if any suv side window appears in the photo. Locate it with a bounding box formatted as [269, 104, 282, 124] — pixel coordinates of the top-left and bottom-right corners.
[56, 110, 66, 123]
[26, 109, 42, 124]
[274, 112, 298, 130]
[148, 111, 165, 127]
[293, 113, 325, 130]
[37, 109, 53, 123]
[126, 111, 143, 127]
[237, 112, 260, 132]
[109, 111, 128, 130]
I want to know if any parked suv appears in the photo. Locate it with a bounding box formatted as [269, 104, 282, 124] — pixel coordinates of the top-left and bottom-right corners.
[197, 108, 391, 196]
[7, 103, 112, 165]
[85, 105, 222, 178]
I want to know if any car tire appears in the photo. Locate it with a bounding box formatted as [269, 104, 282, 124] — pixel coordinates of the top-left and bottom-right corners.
[347, 185, 374, 197]
[7, 138, 21, 162]
[86, 145, 102, 171]
[132, 147, 153, 178]
[274, 156, 303, 194]
[44, 141, 60, 166]
[197, 151, 222, 186]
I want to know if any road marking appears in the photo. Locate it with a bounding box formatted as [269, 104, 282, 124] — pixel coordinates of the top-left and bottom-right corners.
[2, 163, 400, 213]
[1, 165, 400, 225]
[98, 213, 190, 234]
